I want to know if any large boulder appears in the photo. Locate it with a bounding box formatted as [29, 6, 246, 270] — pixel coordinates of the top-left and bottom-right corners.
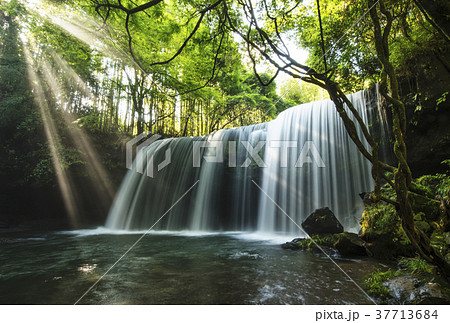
[333, 233, 368, 257]
[301, 207, 344, 235]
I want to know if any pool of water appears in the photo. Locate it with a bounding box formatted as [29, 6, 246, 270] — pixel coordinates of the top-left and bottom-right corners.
[0, 229, 381, 304]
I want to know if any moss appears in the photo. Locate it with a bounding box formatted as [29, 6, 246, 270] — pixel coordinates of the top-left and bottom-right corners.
[359, 200, 408, 243]
[296, 234, 335, 250]
[415, 220, 431, 234]
[361, 171, 449, 245]
[409, 192, 441, 222]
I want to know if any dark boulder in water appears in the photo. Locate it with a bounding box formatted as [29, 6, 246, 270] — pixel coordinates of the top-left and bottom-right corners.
[281, 241, 301, 250]
[301, 207, 344, 235]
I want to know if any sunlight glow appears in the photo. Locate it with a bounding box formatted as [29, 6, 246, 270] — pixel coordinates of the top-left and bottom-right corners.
[23, 43, 80, 226]
[38, 49, 115, 209]
[22, 0, 114, 56]
[51, 51, 93, 98]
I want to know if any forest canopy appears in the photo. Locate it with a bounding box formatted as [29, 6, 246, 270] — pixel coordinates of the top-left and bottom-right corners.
[2, 0, 447, 138]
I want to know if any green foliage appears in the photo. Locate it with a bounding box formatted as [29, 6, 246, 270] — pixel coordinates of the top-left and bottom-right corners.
[283, 0, 448, 94]
[364, 269, 402, 299]
[416, 173, 450, 198]
[398, 257, 433, 275]
[0, 0, 49, 187]
[361, 170, 450, 246]
[436, 92, 448, 110]
[0, 1, 29, 133]
[279, 78, 328, 105]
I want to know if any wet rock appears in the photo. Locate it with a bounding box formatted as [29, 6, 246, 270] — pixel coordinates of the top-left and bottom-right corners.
[301, 207, 344, 235]
[333, 233, 368, 257]
[281, 241, 301, 250]
[384, 275, 450, 304]
[415, 283, 448, 304]
[383, 275, 420, 303]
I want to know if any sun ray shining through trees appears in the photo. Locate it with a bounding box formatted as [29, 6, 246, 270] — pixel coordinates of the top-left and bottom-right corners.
[23, 43, 81, 225]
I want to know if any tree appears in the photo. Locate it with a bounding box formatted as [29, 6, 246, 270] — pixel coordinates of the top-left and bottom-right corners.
[368, 0, 450, 276]
[0, 0, 43, 187]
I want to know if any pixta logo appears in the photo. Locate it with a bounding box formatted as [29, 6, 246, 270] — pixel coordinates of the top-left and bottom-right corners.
[192, 140, 325, 168]
[126, 133, 171, 178]
[127, 133, 326, 178]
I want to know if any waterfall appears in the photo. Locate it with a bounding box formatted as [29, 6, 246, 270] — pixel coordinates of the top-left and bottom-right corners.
[106, 87, 387, 234]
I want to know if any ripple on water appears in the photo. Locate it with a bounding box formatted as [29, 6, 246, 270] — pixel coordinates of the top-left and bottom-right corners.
[228, 251, 263, 260]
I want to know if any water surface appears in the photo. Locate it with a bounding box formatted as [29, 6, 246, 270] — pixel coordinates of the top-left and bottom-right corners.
[0, 230, 380, 304]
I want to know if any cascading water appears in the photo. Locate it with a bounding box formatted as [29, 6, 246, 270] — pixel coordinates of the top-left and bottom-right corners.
[106, 87, 388, 235]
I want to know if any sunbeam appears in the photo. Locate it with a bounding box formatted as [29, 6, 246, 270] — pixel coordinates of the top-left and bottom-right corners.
[22, 0, 123, 59]
[22, 43, 80, 226]
[38, 50, 116, 212]
[50, 51, 92, 98]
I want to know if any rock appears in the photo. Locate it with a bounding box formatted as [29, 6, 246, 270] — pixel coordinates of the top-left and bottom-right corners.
[412, 281, 450, 304]
[416, 283, 445, 300]
[384, 274, 450, 304]
[333, 233, 368, 257]
[281, 241, 301, 250]
[409, 192, 441, 222]
[415, 297, 449, 305]
[383, 275, 420, 303]
[359, 192, 373, 206]
[359, 232, 416, 260]
[301, 207, 344, 235]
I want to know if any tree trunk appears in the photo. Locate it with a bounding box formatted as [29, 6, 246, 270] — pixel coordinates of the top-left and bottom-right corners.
[369, 0, 450, 278]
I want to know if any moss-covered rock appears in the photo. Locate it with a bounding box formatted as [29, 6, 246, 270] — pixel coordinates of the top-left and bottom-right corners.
[359, 200, 408, 242]
[409, 192, 441, 222]
[284, 232, 368, 257]
[415, 220, 432, 234]
[359, 172, 450, 260]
